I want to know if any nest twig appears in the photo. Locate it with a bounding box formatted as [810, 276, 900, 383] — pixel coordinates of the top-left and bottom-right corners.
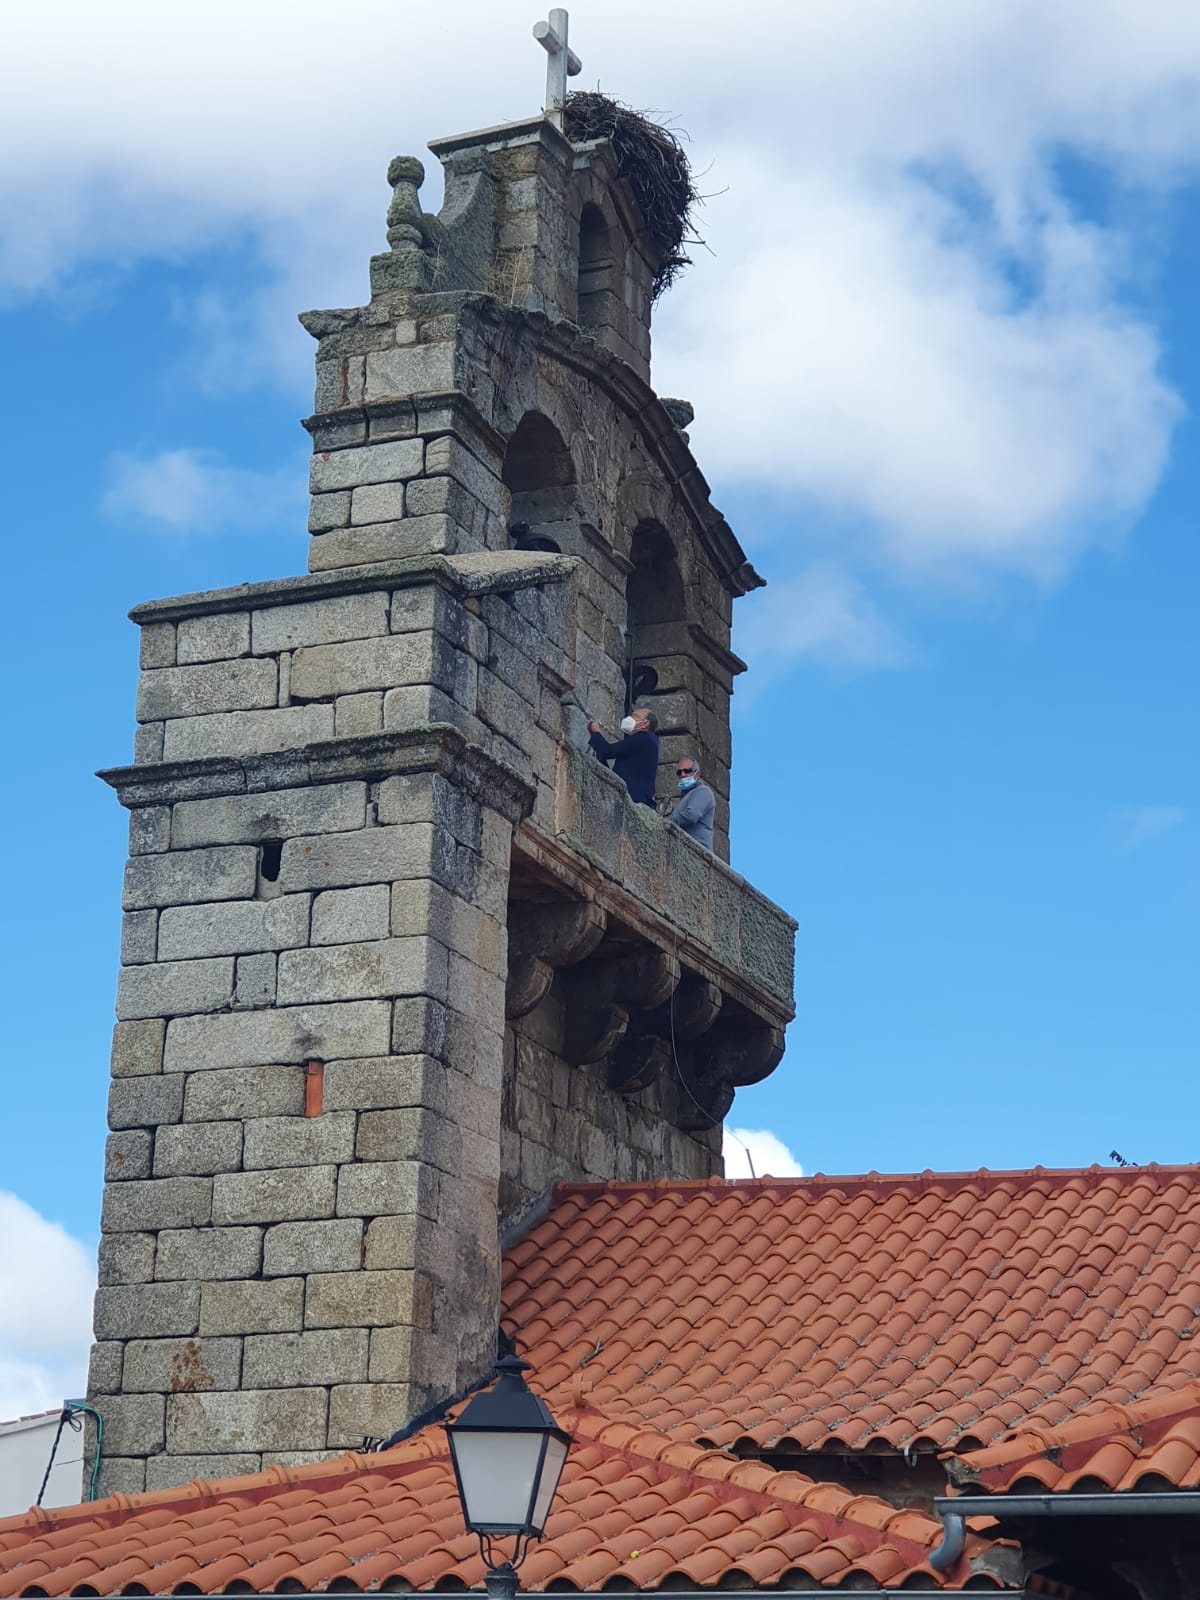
[563, 91, 702, 299]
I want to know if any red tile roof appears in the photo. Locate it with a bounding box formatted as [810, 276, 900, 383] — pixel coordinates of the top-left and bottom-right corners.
[505, 1166, 1200, 1456]
[0, 1411, 1009, 1595]
[3, 1163, 1196, 1594]
[946, 1380, 1200, 1494]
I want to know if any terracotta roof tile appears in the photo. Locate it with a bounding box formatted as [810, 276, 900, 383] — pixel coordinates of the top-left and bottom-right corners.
[949, 1379, 1200, 1492]
[505, 1166, 1200, 1455]
[0, 1414, 1005, 1594]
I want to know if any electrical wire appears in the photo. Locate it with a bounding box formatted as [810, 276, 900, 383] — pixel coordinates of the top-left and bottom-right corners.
[666, 924, 756, 1179]
[35, 1401, 103, 1507]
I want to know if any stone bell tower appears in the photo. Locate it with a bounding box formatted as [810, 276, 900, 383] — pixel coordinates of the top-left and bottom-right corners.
[88, 29, 796, 1496]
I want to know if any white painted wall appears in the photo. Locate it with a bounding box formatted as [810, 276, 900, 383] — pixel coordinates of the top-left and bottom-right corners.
[0, 1411, 84, 1516]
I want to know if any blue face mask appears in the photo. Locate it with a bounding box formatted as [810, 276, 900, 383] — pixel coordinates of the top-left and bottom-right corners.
[678, 776, 698, 793]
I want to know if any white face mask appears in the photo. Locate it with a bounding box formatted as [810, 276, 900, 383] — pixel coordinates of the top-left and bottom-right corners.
[620, 715, 638, 734]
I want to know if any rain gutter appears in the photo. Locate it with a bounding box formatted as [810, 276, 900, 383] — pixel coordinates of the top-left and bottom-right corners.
[930, 1489, 1200, 1573]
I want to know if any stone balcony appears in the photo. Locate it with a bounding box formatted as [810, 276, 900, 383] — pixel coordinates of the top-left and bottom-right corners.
[507, 744, 796, 1131]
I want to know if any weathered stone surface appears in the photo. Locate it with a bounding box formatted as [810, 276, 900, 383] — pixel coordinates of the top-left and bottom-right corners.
[101, 1176, 211, 1232]
[134, 722, 164, 762]
[235, 951, 277, 1009]
[323, 1054, 446, 1113]
[165, 1001, 392, 1073]
[200, 1277, 304, 1335]
[309, 438, 423, 493]
[124, 847, 258, 910]
[350, 482, 406, 524]
[243, 1111, 357, 1169]
[336, 1160, 436, 1219]
[98, 1232, 157, 1285]
[140, 622, 176, 669]
[171, 784, 366, 849]
[91, 1394, 165, 1454]
[304, 1269, 421, 1328]
[176, 612, 250, 665]
[290, 634, 431, 701]
[129, 805, 172, 855]
[121, 910, 158, 966]
[123, 1337, 243, 1393]
[279, 825, 443, 892]
[167, 1389, 327, 1453]
[277, 937, 445, 1006]
[94, 1283, 200, 1339]
[357, 1108, 456, 1168]
[311, 884, 390, 946]
[111, 1018, 166, 1077]
[116, 956, 234, 1021]
[333, 692, 383, 737]
[158, 895, 310, 960]
[105, 1129, 153, 1181]
[183, 1064, 305, 1121]
[251, 592, 389, 653]
[308, 490, 351, 534]
[87, 1341, 125, 1394]
[263, 1218, 363, 1277]
[137, 657, 277, 721]
[212, 1165, 337, 1225]
[363, 1215, 419, 1271]
[243, 1329, 368, 1388]
[308, 516, 454, 572]
[108, 1074, 185, 1130]
[155, 1225, 262, 1281]
[146, 1453, 260, 1491]
[162, 704, 334, 762]
[328, 1383, 414, 1447]
[364, 343, 455, 401]
[154, 1120, 244, 1177]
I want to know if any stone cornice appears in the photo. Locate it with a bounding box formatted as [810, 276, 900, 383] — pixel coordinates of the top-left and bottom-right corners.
[98, 724, 536, 824]
[127, 551, 578, 626]
[459, 297, 766, 598]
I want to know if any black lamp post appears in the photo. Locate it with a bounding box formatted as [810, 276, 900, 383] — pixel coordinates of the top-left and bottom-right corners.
[445, 1355, 573, 1600]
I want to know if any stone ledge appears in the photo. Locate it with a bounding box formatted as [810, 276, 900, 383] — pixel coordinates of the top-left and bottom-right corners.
[127, 549, 578, 626]
[98, 724, 535, 825]
[516, 745, 796, 1025]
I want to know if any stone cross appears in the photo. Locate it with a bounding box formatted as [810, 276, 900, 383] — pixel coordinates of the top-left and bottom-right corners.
[533, 8, 581, 129]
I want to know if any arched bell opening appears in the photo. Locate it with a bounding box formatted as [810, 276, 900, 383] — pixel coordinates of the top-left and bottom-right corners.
[577, 204, 618, 333]
[502, 411, 577, 554]
[624, 522, 686, 717]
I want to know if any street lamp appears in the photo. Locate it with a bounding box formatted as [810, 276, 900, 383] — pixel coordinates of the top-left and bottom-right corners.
[445, 1355, 573, 1599]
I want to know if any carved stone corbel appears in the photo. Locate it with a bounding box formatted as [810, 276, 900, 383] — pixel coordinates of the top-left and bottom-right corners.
[672, 1022, 786, 1132]
[505, 899, 607, 1020]
[608, 974, 723, 1094]
[560, 949, 680, 1065]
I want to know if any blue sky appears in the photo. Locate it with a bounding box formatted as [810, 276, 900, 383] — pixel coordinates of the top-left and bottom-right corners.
[1, 0, 1197, 1410]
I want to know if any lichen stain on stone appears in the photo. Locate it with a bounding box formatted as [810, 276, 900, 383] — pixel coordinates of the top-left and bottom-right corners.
[170, 1339, 215, 1392]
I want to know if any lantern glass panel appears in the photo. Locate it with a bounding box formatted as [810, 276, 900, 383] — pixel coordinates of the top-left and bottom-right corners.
[530, 1433, 569, 1532]
[451, 1430, 545, 1533]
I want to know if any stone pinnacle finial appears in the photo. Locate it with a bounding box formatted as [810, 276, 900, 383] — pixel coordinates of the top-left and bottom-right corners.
[533, 8, 582, 130]
[386, 156, 427, 251]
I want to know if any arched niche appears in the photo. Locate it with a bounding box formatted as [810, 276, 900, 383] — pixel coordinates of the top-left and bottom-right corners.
[624, 522, 686, 712]
[502, 411, 577, 552]
[577, 204, 618, 333]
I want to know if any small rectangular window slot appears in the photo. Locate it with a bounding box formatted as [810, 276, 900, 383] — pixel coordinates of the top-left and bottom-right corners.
[304, 1060, 324, 1118]
[260, 839, 283, 882]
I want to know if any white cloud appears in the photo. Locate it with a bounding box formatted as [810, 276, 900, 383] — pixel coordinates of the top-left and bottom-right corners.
[724, 1126, 805, 1180]
[737, 564, 911, 673]
[0, 1194, 93, 1422]
[103, 448, 303, 536]
[6, 0, 1200, 651]
[1110, 805, 1187, 851]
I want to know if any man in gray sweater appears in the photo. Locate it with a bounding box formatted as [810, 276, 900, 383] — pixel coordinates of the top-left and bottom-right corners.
[666, 756, 715, 850]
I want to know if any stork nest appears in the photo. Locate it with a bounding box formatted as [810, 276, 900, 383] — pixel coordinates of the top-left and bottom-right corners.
[563, 91, 701, 299]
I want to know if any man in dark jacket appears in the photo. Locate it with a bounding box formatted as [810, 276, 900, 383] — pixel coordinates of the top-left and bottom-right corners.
[587, 706, 659, 806]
